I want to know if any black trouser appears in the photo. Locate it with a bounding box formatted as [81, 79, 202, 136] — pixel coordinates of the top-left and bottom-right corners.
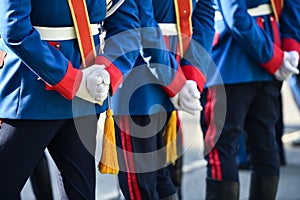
[29, 152, 53, 200]
[115, 113, 176, 200]
[200, 82, 281, 182]
[0, 115, 98, 200]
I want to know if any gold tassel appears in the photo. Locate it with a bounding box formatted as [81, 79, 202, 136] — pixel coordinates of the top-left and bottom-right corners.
[164, 110, 178, 165]
[98, 108, 119, 174]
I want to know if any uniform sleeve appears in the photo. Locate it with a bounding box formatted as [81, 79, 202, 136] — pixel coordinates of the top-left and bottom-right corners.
[217, 0, 284, 74]
[181, 0, 215, 92]
[0, 0, 81, 100]
[280, 0, 300, 58]
[192, 0, 215, 53]
[138, 1, 186, 97]
[95, 0, 142, 95]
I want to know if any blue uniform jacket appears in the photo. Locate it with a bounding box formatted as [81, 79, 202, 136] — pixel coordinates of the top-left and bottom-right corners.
[207, 0, 291, 87]
[281, 0, 300, 110]
[111, 0, 215, 116]
[111, 0, 185, 115]
[0, 0, 141, 119]
[280, 0, 300, 55]
[152, 0, 215, 92]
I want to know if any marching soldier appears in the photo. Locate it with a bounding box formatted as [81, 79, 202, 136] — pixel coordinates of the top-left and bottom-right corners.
[151, 0, 215, 199]
[200, 0, 300, 199]
[0, 0, 143, 198]
[111, 0, 214, 199]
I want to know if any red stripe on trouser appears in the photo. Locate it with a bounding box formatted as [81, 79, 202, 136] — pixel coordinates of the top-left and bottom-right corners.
[208, 149, 222, 180]
[204, 89, 215, 152]
[208, 150, 216, 180]
[120, 116, 141, 200]
[176, 111, 184, 148]
[119, 117, 134, 199]
[205, 87, 222, 180]
[213, 148, 222, 180]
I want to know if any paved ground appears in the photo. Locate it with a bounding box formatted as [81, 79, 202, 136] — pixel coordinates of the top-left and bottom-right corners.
[181, 137, 300, 200]
[21, 82, 300, 200]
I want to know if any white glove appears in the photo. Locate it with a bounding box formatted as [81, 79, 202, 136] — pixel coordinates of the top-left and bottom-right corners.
[289, 50, 300, 67]
[171, 80, 202, 115]
[274, 51, 299, 81]
[76, 64, 110, 104]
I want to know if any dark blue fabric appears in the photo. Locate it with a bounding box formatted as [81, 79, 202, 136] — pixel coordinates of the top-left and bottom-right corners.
[0, 0, 140, 119]
[0, 115, 98, 199]
[114, 113, 176, 200]
[201, 82, 281, 182]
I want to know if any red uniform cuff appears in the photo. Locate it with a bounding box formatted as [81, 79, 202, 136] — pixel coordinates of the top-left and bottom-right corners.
[47, 62, 82, 100]
[162, 66, 186, 97]
[282, 38, 300, 56]
[181, 65, 206, 92]
[260, 44, 284, 74]
[95, 56, 123, 96]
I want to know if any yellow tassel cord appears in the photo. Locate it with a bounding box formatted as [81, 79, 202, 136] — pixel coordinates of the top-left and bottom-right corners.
[164, 110, 178, 165]
[98, 108, 119, 174]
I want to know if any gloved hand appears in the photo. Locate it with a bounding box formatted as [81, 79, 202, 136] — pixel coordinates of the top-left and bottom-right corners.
[76, 64, 110, 104]
[290, 50, 300, 68]
[274, 51, 299, 81]
[171, 80, 202, 115]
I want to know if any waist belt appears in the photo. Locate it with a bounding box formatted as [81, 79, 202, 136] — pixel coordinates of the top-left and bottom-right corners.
[248, 3, 273, 16]
[158, 23, 178, 36]
[34, 24, 100, 41]
[215, 3, 273, 21]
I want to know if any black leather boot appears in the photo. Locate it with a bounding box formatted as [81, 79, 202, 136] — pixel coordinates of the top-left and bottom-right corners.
[249, 174, 279, 200]
[205, 178, 239, 200]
